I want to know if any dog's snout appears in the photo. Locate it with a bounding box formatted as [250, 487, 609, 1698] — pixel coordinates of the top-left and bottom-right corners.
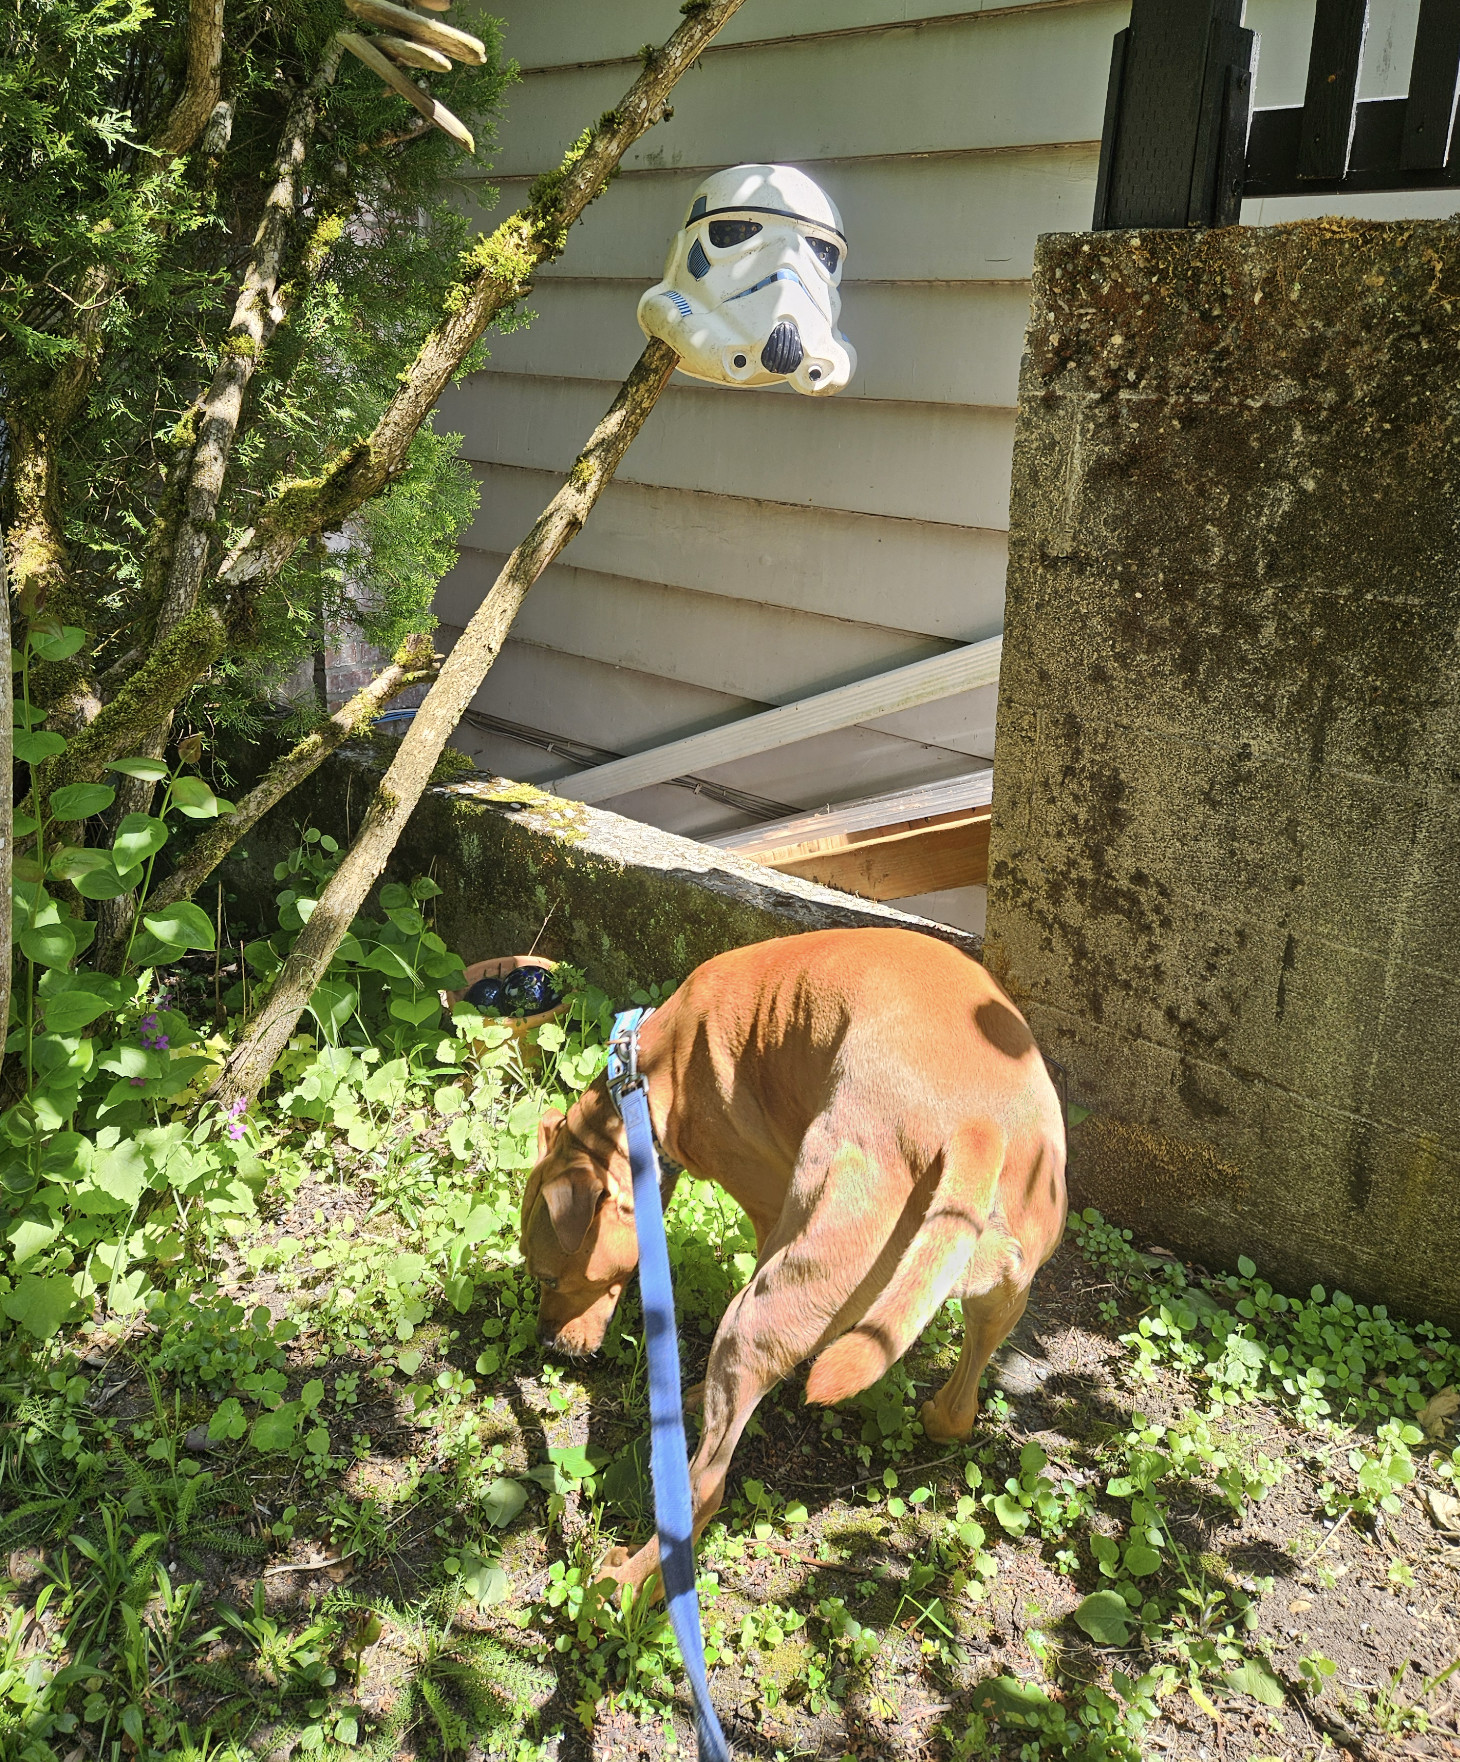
[761, 320, 803, 375]
[536, 1317, 555, 1345]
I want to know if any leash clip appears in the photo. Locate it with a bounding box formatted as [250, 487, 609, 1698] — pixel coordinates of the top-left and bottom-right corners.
[606, 1006, 656, 1114]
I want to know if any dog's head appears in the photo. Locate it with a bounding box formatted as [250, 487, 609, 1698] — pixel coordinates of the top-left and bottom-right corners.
[520, 1106, 639, 1357]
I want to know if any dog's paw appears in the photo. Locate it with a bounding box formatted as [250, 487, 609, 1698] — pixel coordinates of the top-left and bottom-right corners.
[919, 1397, 974, 1444]
[593, 1545, 632, 1588]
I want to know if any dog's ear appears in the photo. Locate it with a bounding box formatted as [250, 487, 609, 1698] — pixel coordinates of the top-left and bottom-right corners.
[542, 1168, 606, 1255]
[537, 1107, 567, 1161]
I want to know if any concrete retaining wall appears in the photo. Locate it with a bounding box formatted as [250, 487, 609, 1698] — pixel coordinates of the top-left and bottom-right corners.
[220, 756, 978, 1003]
[985, 218, 1460, 1324]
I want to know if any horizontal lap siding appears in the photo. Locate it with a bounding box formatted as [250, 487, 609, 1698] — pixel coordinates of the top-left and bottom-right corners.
[487, 5, 1121, 176]
[438, 0, 1112, 895]
[437, 554, 955, 702]
[480, 279, 1035, 407]
[498, 0, 1096, 69]
[460, 467, 1008, 641]
[462, 149, 1101, 282]
[437, 371, 1016, 527]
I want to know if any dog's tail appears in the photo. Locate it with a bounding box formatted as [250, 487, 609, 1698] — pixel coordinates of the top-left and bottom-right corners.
[804, 1121, 1005, 1407]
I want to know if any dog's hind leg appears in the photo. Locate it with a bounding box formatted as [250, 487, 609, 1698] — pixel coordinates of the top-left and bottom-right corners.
[920, 1281, 1029, 1442]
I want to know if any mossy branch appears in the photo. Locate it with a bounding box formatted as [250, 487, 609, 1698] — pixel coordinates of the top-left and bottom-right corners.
[145, 637, 437, 912]
[157, 45, 343, 645]
[210, 337, 680, 1106]
[39, 604, 230, 801]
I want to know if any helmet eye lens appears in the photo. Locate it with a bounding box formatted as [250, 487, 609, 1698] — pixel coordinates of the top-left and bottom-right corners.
[707, 219, 762, 248]
[808, 237, 840, 274]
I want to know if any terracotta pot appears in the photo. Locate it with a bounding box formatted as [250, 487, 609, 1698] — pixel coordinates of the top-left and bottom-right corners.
[444, 954, 568, 1048]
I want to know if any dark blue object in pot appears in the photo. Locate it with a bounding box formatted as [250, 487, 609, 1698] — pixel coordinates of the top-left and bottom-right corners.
[464, 974, 506, 1014]
[500, 965, 562, 1015]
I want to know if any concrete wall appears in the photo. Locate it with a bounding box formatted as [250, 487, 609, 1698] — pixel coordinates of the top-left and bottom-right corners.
[984, 218, 1460, 1324]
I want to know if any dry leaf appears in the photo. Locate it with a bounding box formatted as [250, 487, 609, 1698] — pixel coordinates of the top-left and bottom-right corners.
[1418, 1387, 1460, 1441]
[1288, 1597, 1312, 1613]
[378, 34, 451, 71]
[1425, 1488, 1460, 1534]
[342, 0, 486, 63]
[337, 33, 475, 152]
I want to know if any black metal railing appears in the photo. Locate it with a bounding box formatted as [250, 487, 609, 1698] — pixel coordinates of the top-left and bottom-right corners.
[1094, 0, 1460, 230]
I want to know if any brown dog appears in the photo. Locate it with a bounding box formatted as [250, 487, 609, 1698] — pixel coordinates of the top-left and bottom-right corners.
[520, 927, 1067, 1596]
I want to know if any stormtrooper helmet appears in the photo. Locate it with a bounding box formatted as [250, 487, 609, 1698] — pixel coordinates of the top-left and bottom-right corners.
[637, 163, 855, 396]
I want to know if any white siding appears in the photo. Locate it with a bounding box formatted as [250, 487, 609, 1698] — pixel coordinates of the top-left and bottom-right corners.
[437, 0, 1443, 939]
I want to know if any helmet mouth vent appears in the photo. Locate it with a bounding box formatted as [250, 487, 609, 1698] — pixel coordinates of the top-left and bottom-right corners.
[761, 321, 803, 375]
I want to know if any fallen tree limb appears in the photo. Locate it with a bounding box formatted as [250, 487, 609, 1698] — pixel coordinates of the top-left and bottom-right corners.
[211, 337, 679, 1105]
[146, 636, 436, 911]
[157, 44, 343, 643]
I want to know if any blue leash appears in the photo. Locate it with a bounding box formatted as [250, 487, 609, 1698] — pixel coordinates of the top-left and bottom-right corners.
[606, 1008, 732, 1762]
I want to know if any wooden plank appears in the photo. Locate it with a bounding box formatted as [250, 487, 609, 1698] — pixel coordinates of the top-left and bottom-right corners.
[1297, 0, 1370, 179]
[458, 466, 1009, 642]
[469, 639, 764, 756]
[1189, 16, 1257, 226]
[1097, 0, 1232, 228]
[550, 635, 1002, 803]
[437, 371, 1017, 530]
[485, 2, 1127, 177]
[1401, 0, 1460, 169]
[477, 279, 1032, 409]
[1091, 26, 1130, 229]
[458, 148, 1099, 284]
[760, 812, 991, 899]
[713, 769, 994, 852]
[1246, 95, 1460, 194]
[437, 551, 956, 703]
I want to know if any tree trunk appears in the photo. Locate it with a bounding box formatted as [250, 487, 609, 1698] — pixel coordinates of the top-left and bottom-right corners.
[0, 535, 11, 1082]
[211, 338, 679, 1106]
[145, 636, 435, 912]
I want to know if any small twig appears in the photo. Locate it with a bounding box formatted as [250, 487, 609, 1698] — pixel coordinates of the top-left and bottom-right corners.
[1309, 1505, 1354, 1561]
[783, 1448, 964, 1494]
[755, 1543, 863, 1575]
[262, 1553, 350, 1577]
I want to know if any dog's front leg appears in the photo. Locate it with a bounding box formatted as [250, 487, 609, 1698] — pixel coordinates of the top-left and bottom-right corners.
[597, 1264, 825, 1600]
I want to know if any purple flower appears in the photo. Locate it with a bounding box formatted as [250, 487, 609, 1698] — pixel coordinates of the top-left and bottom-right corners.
[129, 1076, 146, 1088]
[140, 1013, 158, 1031]
[226, 1120, 246, 1140]
[226, 1096, 247, 1140]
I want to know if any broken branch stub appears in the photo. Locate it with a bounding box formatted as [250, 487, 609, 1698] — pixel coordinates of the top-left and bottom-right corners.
[342, 0, 485, 62]
[337, 33, 474, 153]
[378, 34, 451, 72]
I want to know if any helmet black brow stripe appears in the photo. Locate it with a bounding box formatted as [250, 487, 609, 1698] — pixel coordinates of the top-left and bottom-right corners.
[686, 204, 846, 244]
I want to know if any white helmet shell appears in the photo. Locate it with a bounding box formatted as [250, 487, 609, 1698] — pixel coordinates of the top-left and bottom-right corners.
[637, 163, 855, 397]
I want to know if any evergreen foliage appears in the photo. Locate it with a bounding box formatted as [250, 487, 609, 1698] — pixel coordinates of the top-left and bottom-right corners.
[0, 0, 511, 728]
